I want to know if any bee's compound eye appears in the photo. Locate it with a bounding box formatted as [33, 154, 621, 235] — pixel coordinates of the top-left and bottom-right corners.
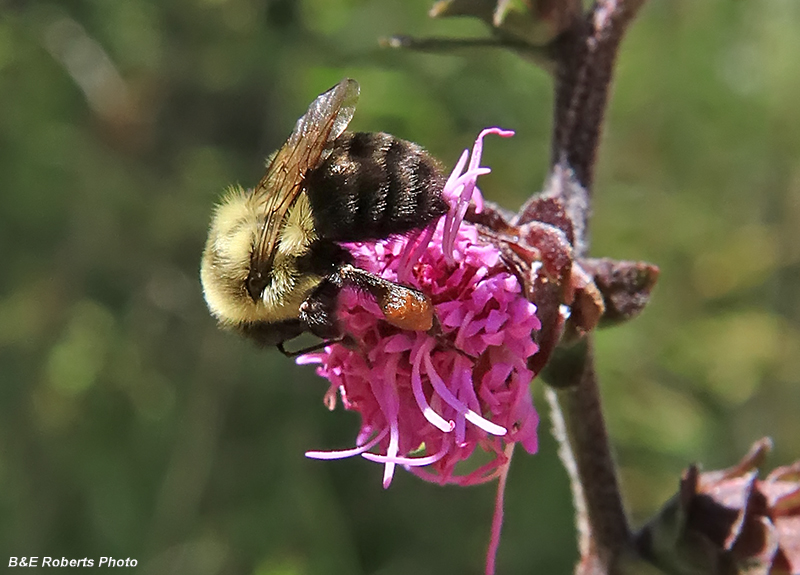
[246, 269, 269, 302]
[379, 286, 434, 332]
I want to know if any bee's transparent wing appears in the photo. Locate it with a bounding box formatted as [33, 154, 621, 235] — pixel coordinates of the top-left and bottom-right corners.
[251, 79, 360, 266]
[286, 78, 358, 152]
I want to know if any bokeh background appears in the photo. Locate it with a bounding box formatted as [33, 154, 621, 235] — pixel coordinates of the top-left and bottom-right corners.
[2, 0, 799, 573]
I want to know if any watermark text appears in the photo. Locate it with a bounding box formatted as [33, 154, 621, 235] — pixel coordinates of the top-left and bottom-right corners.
[9, 557, 138, 568]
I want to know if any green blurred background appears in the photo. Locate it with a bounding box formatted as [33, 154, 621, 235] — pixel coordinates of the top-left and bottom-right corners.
[1, 0, 799, 573]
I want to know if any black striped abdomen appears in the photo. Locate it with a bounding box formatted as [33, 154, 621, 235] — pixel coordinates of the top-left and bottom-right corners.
[304, 132, 448, 243]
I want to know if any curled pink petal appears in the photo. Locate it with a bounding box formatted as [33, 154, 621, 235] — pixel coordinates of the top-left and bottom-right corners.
[424, 352, 507, 436]
[441, 130, 512, 262]
[305, 428, 389, 460]
[362, 441, 449, 467]
[380, 355, 402, 488]
[411, 339, 456, 433]
[398, 224, 436, 281]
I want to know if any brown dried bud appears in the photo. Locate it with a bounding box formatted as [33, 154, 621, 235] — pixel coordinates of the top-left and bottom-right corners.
[430, 0, 582, 45]
[634, 439, 800, 574]
[580, 257, 660, 328]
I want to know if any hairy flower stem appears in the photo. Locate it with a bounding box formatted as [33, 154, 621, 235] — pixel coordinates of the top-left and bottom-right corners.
[544, 341, 629, 573]
[551, 0, 648, 193]
[542, 1, 648, 572]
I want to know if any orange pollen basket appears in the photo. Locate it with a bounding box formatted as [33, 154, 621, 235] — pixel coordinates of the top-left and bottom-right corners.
[378, 290, 434, 332]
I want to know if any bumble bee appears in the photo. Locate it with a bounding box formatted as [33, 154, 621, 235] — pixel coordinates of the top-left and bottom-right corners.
[200, 79, 448, 355]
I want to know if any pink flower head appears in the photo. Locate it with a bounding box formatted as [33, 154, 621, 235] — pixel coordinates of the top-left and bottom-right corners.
[299, 128, 541, 489]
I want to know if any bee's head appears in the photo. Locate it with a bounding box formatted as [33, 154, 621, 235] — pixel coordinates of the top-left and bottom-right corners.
[200, 185, 266, 326]
[200, 186, 321, 327]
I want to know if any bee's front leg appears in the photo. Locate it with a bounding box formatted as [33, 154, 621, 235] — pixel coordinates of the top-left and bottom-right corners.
[298, 279, 342, 341]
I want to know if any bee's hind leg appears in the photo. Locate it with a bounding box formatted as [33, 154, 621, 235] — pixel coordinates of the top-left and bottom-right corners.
[336, 264, 435, 332]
